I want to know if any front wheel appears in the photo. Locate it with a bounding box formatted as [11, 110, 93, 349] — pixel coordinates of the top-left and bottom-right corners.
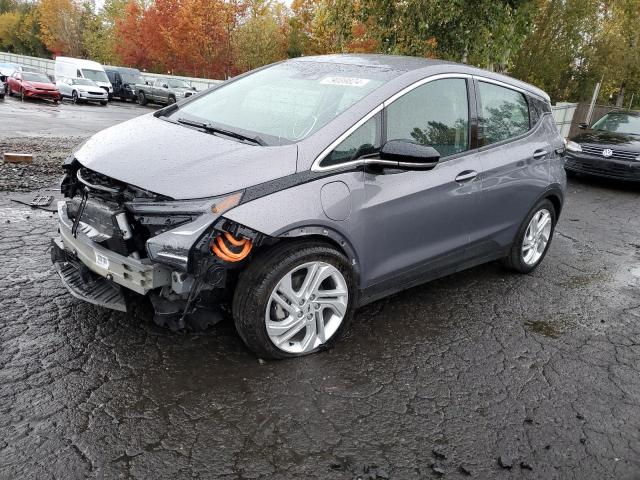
[71, 90, 78, 104]
[503, 199, 556, 274]
[138, 91, 147, 105]
[233, 241, 356, 359]
[100, 100, 107, 106]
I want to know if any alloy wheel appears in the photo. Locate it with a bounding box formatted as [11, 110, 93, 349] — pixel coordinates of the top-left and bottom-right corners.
[265, 261, 348, 354]
[522, 208, 552, 266]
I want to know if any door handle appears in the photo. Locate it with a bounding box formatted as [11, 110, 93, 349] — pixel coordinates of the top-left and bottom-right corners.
[455, 170, 478, 183]
[533, 149, 548, 160]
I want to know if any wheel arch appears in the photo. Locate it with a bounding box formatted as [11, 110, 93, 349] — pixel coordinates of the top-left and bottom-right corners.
[541, 185, 564, 220]
[274, 225, 362, 287]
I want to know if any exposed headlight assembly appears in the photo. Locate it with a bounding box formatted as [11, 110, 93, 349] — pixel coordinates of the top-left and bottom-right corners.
[127, 192, 243, 270]
[565, 140, 582, 152]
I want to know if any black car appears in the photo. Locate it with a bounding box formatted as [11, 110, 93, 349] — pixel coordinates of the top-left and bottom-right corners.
[565, 110, 640, 181]
[104, 66, 144, 102]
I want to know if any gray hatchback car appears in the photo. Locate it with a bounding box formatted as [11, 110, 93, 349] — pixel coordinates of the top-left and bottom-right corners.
[51, 54, 566, 358]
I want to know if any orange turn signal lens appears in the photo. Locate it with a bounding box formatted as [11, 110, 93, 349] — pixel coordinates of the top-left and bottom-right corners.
[211, 192, 243, 214]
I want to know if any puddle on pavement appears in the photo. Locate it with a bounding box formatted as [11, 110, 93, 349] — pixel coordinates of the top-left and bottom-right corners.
[524, 315, 576, 338]
[560, 272, 610, 288]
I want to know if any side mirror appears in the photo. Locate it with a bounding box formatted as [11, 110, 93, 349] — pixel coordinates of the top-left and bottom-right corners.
[372, 140, 440, 170]
[145, 81, 150, 85]
[162, 83, 168, 89]
[191, 86, 196, 91]
[579, 122, 589, 129]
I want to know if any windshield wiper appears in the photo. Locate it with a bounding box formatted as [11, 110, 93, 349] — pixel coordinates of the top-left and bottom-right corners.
[176, 117, 266, 146]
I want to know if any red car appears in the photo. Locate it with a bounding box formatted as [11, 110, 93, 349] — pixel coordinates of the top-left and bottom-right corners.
[7, 71, 61, 103]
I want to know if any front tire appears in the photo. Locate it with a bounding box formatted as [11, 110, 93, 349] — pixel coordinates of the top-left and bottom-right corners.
[138, 91, 147, 105]
[504, 199, 556, 274]
[233, 241, 356, 359]
[71, 90, 78, 104]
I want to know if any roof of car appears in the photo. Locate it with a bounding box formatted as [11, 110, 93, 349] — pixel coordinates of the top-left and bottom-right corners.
[292, 54, 452, 72]
[104, 66, 142, 74]
[290, 54, 549, 101]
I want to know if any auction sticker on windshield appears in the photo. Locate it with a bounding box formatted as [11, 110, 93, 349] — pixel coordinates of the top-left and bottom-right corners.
[320, 76, 371, 87]
[95, 251, 109, 269]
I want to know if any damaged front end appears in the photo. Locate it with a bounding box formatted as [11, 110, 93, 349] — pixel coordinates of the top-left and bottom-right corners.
[52, 158, 266, 329]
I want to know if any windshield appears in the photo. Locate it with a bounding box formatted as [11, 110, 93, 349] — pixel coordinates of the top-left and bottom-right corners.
[121, 72, 143, 84]
[23, 73, 51, 83]
[591, 113, 640, 136]
[73, 78, 95, 86]
[172, 61, 395, 145]
[82, 68, 109, 83]
[168, 79, 190, 88]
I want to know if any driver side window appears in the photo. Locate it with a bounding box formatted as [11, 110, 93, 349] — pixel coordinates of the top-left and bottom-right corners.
[320, 113, 382, 168]
[386, 78, 470, 157]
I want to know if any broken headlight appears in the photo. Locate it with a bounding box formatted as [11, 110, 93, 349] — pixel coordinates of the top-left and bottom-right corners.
[127, 192, 243, 270]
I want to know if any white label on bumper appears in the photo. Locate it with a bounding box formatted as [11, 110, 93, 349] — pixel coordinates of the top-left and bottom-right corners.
[95, 251, 109, 269]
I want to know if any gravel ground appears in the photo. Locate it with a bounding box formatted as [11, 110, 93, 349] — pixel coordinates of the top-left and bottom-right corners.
[0, 137, 83, 192]
[1, 138, 640, 479]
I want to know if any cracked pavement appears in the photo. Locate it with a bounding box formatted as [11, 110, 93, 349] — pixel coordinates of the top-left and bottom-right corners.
[1, 136, 640, 478]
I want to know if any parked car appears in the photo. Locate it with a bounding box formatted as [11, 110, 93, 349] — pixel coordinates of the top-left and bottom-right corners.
[0, 79, 4, 99]
[50, 54, 565, 359]
[56, 77, 108, 105]
[8, 71, 60, 103]
[136, 77, 197, 106]
[0, 63, 18, 93]
[565, 110, 640, 181]
[54, 57, 113, 99]
[104, 66, 144, 102]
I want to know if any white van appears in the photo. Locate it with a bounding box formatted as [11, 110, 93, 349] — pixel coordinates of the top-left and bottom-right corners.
[54, 57, 113, 99]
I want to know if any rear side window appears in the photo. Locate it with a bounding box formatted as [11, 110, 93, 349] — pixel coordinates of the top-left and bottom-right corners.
[386, 78, 470, 157]
[320, 113, 382, 168]
[478, 82, 530, 146]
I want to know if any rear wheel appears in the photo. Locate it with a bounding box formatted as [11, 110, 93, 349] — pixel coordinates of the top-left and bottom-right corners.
[503, 199, 556, 274]
[168, 95, 176, 105]
[233, 241, 356, 359]
[138, 91, 147, 105]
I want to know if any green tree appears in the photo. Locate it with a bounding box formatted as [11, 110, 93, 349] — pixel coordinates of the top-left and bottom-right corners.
[233, 1, 287, 72]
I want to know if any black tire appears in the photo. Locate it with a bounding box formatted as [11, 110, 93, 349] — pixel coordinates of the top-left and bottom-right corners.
[232, 241, 357, 359]
[8, 87, 13, 97]
[20, 89, 24, 101]
[71, 90, 78, 104]
[503, 198, 556, 274]
[138, 91, 147, 105]
[168, 95, 176, 105]
[100, 101, 107, 106]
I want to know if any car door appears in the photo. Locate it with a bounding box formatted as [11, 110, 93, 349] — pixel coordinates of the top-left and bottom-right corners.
[466, 79, 552, 259]
[358, 76, 483, 289]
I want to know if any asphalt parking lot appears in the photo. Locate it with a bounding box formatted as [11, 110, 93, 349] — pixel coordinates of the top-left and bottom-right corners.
[1, 94, 151, 137]
[1, 99, 640, 479]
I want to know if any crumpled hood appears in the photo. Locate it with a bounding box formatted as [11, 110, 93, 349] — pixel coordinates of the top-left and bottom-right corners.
[74, 114, 298, 199]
